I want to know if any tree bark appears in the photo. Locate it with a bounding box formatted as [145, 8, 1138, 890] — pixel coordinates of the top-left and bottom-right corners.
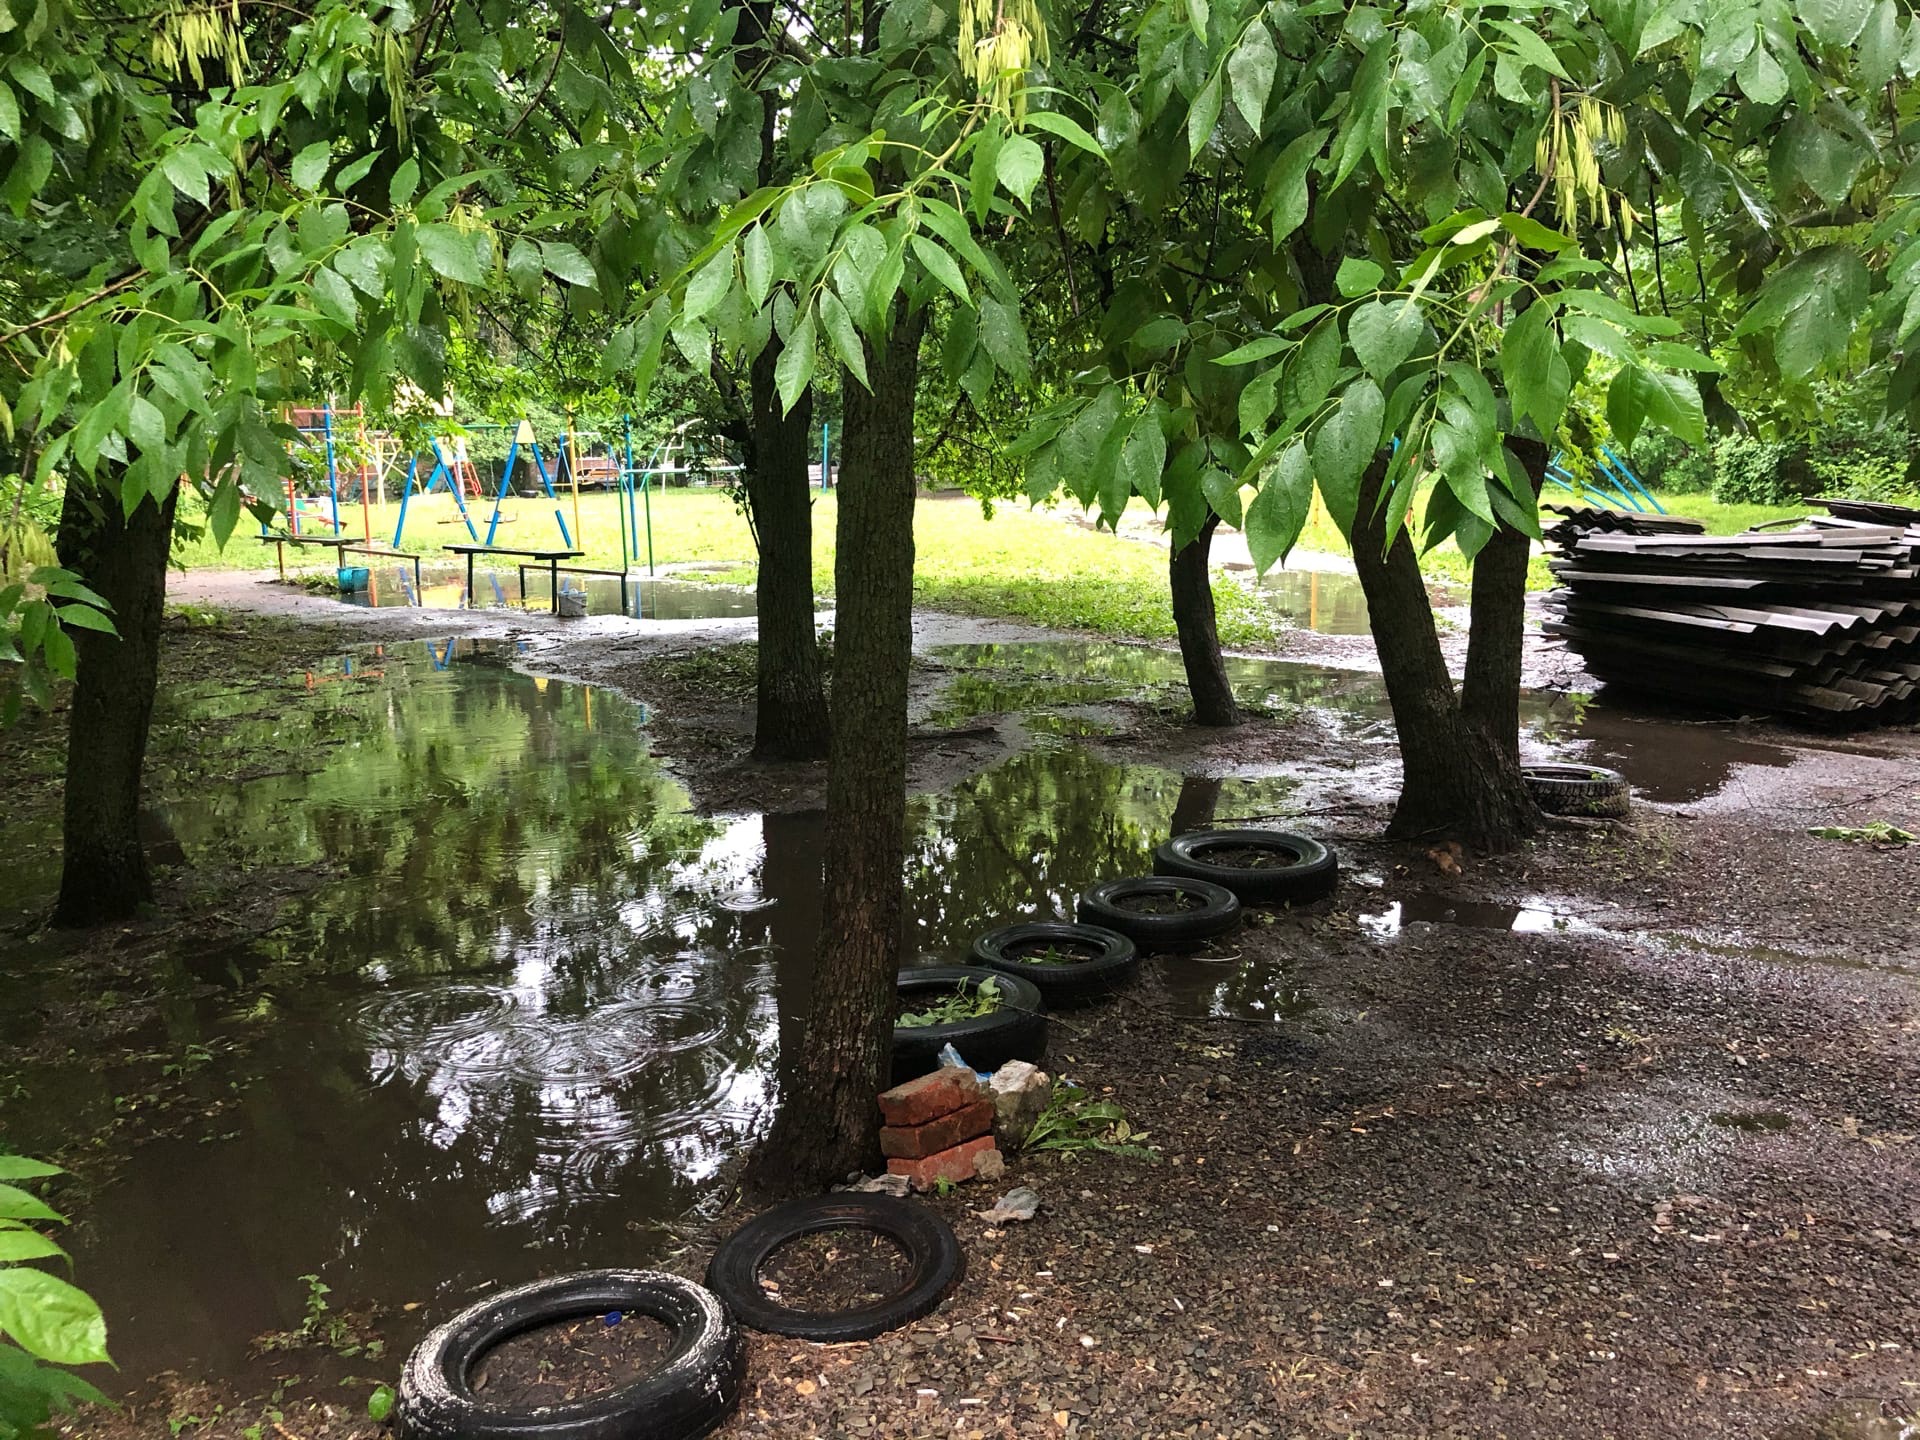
[1169, 775, 1223, 834]
[745, 304, 925, 1196]
[52, 477, 178, 926]
[1348, 460, 1536, 849]
[1169, 511, 1242, 727]
[743, 342, 832, 761]
[1459, 437, 1547, 762]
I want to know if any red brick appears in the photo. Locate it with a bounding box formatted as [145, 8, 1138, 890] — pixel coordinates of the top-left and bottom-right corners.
[880, 1100, 995, 1159]
[878, 1066, 981, 1127]
[887, 1135, 998, 1192]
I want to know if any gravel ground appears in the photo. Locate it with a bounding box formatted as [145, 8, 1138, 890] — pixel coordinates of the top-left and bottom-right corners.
[33, 577, 1920, 1440]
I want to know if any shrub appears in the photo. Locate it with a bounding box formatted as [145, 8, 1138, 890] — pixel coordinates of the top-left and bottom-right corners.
[1626, 432, 1714, 494]
[1712, 433, 1815, 505]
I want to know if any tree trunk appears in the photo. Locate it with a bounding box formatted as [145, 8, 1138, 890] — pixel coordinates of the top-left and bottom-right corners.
[1459, 437, 1548, 763]
[744, 342, 832, 761]
[745, 305, 925, 1195]
[1169, 775, 1223, 834]
[1348, 460, 1536, 849]
[1169, 512, 1242, 727]
[52, 477, 178, 927]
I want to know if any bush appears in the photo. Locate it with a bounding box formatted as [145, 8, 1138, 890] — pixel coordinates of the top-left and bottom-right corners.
[1712, 433, 1815, 505]
[1626, 432, 1714, 494]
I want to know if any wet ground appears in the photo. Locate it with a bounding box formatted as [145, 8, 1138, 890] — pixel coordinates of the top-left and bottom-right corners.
[6, 580, 1919, 1439]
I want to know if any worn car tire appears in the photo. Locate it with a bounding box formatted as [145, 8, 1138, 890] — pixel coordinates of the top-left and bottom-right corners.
[706, 1194, 964, 1343]
[971, 922, 1139, 1003]
[891, 965, 1047, 1084]
[1523, 763, 1632, 819]
[1076, 877, 1241, 951]
[1152, 829, 1339, 904]
[395, 1270, 742, 1440]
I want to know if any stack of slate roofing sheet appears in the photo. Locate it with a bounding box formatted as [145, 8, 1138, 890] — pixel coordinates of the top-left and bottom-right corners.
[1543, 501, 1920, 723]
[1541, 504, 1707, 542]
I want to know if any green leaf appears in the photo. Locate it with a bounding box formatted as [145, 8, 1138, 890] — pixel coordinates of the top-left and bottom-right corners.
[1732, 244, 1869, 381]
[416, 224, 482, 284]
[1311, 379, 1385, 536]
[506, 239, 544, 299]
[368, 1384, 396, 1423]
[1246, 441, 1311, 572]
[817, 291, 869, 388]
[1500, 304, 1570, 438]
[0, 1160, 60, 1182]
[389, 156, 420, 208]
[1607, 365, 1705, 446]
[1736, 44, 1788, 104]
[1282, 318, 1343, 418]
[160, 147, 209, 206]
[541, 241, 597, 288]
[1188, 76, 1223, 162]
[1215, 335, 1289, 366]
[995, 135, 1045, 206]
[775, 313, 817, 414]
[1488, 18, 1572, 78]
[1200, 466, 1244, 529]
[1797, 0, 1871, 48]
[55, 604, 117, 634]
[977, 297, 1030, 381]
[1336, 257, 1385, 297]
[0, 1268, 108, 1366]
[1026, 111, 1104, 156]
[1119, 411, 1167, 508]
[291, 142, 331, 192]
[743, 225, 775, 309]
[0, 1231, 67, 1264]
[1228, 24, 1277, 131]
[1265, 129, 1328, 242]
[910, 234, 970, 304]
[311, 267, 358, 327]
[1348, 299, 1423, 381]
[684, 241, 735, 322]
[0, 85, 18, 143]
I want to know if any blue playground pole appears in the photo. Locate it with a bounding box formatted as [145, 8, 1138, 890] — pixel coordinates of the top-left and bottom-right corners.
[392, 457, 420, 547]
[323, 405, 342, 534]
[433, 439, 481, 540]
[1599, 443, 1668, 514]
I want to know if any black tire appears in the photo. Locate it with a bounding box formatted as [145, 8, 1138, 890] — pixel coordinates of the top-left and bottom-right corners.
[1523, 763, 1632, 819]
[1152, 829, 1338, 904]
[891, 965, 1047, 1084]
[1076, 876, 1241, 951]
[705, 1194, 964, 1342]
[395, 1269, 742, 1440]
[971, 922, 1139, 1003]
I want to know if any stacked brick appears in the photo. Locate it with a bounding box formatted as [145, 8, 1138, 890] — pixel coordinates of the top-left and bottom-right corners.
[878, 1066, 1001, 1191]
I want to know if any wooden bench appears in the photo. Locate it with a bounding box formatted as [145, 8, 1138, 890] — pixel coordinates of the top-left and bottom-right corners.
[444, 544, 586, 614]
[258, 533, 424, 588]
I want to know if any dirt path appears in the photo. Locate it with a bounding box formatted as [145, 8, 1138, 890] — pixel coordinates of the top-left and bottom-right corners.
[23, 576, 1920, 1440]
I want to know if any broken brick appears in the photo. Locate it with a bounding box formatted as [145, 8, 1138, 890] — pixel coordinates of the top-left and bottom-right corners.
[887, 1135, 997, 1192]
[880, 1100, 995, 1159]
[878, 1066, 981, 1127]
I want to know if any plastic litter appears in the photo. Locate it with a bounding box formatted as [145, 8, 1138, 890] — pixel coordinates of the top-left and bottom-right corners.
[976, 1186, 1041, 1224]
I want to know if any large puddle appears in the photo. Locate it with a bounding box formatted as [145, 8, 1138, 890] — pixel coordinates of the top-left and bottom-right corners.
[0, 633, 1840, 1387]
[0, 640, 1302, 1386]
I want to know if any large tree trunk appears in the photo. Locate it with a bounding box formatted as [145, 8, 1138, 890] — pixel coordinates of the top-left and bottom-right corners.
[1459, 438, 1548, 764]
[1169, 512, 1242, 727]
[52, 477, 178, 926]
[746, 305, 925, 1195]
[1348, 460, 1536, 849]
[744, 342, 831, 761]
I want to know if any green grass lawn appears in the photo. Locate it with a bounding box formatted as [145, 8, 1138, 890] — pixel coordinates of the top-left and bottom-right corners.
[174, 483, 1822, 640]
[176, 487, 1277, 647]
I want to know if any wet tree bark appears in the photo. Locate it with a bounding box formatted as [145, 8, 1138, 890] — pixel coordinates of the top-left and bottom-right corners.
[1169, 512, 1242, 727]
[52, 477, 178, 927]
[746, 304, 925, 1195]
[743, 343, 831, 761]
[1460, 437, 1548, 763]
[1348, 460, 1536, 850]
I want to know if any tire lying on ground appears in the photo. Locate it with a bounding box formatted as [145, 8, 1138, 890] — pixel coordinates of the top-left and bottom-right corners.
[891, 964, 1047, 1084]
[1076, 876, 1241, 951]
[1152, 829, 1339, 905]
[971, 922, 1139, 1003]
[706, 1193, 964, 1342]
[395, 1269, 742, 1440]
[1522, 762, 1632, 819]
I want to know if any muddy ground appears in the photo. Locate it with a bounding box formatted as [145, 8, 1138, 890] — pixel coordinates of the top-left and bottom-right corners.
[15, 570, 1920, 1440]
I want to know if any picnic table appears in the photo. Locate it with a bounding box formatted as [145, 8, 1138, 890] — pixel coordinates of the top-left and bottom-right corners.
[258, 533, 424, 587]
[444, 544, 587, 614]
